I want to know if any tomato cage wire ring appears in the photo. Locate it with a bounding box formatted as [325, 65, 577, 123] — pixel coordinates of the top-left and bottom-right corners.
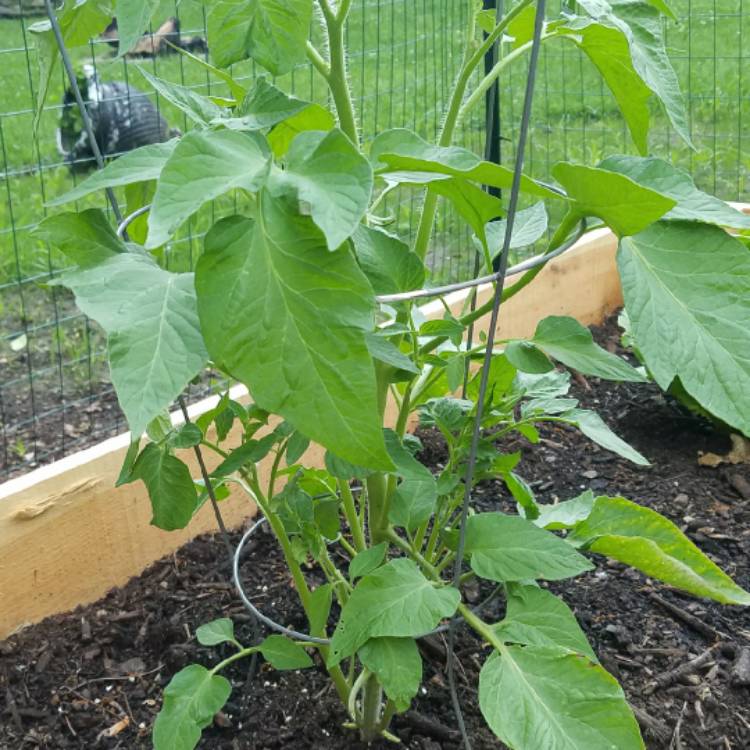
[232, 516, 505, 646]
[115, 203, 586, 303]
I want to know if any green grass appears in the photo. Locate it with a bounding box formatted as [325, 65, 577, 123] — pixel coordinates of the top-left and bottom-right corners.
[1, 0, 748, 444]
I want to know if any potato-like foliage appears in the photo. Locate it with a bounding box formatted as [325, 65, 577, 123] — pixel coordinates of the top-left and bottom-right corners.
[39, 1, 750, 748]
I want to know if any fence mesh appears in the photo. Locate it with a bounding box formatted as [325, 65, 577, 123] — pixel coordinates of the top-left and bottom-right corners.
[0, 0, 747, 480]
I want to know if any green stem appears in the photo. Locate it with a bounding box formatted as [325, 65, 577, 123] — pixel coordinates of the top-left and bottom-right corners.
[424, 527, 443, 564]
[394, 381, 413, 438]
[340, 480, 367, 552]
[412, 0, 533, 262]
[458, 38, 543, 124]
[338, 533, 358, 558]
[305, 40, 330, 79]
[457, 602, 506, 653]
[251, 484, 350, 703]
[319, 546, 352, 605]
[321, 10, 359, 144]
[210, 646, 260, 676]
[359, 673, 384, 742]
[386, 528, 440, 579]
[377, 698, 398, 734]
[348, 667, 369, 721]
[366, 472, 389, 545]
[200, 439, 229, 459]
[335, 0, 354, 22]
[267, 438, 288, 499]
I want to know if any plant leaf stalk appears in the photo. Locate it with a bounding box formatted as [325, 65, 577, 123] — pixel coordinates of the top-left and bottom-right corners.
[412, 0, 535, 262]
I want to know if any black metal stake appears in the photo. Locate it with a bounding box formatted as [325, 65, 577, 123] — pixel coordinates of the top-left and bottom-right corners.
[448, 2, 548, 748]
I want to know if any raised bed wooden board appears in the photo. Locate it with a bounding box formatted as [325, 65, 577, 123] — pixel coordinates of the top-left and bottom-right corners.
[0, 228, 619, 638]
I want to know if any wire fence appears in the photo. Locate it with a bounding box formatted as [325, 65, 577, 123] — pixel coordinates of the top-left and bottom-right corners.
[1, 0, 747, 481]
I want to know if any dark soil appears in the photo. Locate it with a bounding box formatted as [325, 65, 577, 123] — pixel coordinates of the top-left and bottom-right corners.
[2, 315, 750, 749]
[0, 284, 227, 481]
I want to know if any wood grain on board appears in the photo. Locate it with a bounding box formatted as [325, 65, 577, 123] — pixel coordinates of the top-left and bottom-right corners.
[0, 229, 620, 638]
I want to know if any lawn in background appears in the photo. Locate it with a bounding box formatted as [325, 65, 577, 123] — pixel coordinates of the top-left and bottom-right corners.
[0, 0, 748, 474]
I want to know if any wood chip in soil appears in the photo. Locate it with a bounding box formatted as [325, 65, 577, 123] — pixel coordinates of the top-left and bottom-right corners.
[1, 313, 749, 749]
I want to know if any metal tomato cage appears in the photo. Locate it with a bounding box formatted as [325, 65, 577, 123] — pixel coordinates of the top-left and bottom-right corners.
[45, 0, 551, 746]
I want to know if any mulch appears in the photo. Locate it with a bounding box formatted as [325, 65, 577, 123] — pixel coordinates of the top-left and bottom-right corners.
[1, 315, 749, 749]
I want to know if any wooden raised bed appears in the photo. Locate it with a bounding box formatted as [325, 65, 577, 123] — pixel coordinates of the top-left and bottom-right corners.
[0, 227, 621, 639]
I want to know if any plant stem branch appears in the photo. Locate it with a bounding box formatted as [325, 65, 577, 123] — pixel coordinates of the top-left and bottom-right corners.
[360, 672, 384, 741]
[458, 39, 541, 124]
[386, 528, 440, 579]
[320, 8, 359, 143]
[412, 0, 533, 262]
[340, 480, 367, 551]
[305, 40, 330, 79]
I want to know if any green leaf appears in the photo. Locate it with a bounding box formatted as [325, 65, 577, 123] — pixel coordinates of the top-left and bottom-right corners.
[115, 0, 160, 56]
[308, 583, 333, 634]
[196, 618, 237, 647]
[525, 316, 647, 382]
[468, 354, 517, 402]
[385, 429, 438, 532]
[352, 226, 425, 296]
[643, 0, 677, 20]
[349, 542, 388, 581]
[147, 413, 174, 443]
[147, 129, 271, 248]
[428, 178, 504, 245]
[484, 202, 548, 257]
[505, 341, 553, 374]
[137, 66, 226, 126]
[170, 423, 203, 450]
[286, 430, 310, 464]
[259, 634, 313, 669]
[51, 254, 208, 437]
[479, 646, 644, 750]
[30, 0, 112, 125]
[152, 664, 232, 750]
[496, 584, 597, 661]
[222, 77, 309, 130]
[419, 318, 465, 346]
[562, 408, 649, 465]
[552, 162, 675, 237]
[445, 353, 466, 392]
[34, 209, 125, 267]
[618, 221, 750, 435]
[124, 179, 156, 245]
[506, 3, 537, 47]
[558, 19, 652, 154]
[196, 202, 392, 471]
[48, 140, 178, 206]
[534, 490, 596, 531]
[599, 155, 750, 229]
[274, 129, 373, 250]
[324, 451, 375, 480]
[370, 129, 560, 199]
[570, 496, 750, 605]
[516, 369, 571, 400]
[165, 41, 247, 102]
[211, 434, 278, 478]
[504, 472, 540, 521]
[464, 513, 593, 583]
[359, 637, 422, 713]
[268, 104, 336, 157]
[131, 444, 199, 530]
[208, 0, 313, 75]
[365, 334, 420, 376]
[116, 438, 141, 487]
[581, 0, 691, 147]
[329, 558, 460, 666]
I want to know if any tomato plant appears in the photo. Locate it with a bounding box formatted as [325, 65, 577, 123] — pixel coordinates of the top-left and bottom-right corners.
[37, 0, 750, 748]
